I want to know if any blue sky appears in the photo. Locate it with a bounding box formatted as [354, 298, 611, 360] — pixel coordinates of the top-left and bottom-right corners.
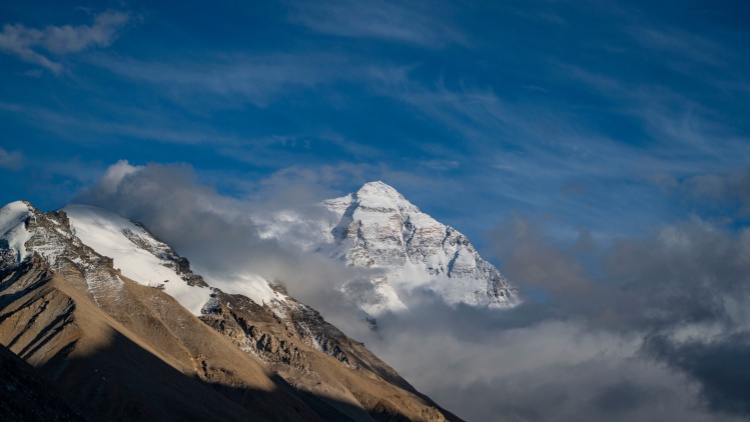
[2, 0, 750, 247]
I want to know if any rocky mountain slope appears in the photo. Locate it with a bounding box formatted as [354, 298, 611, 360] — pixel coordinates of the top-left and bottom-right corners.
[256, 181, 520, 316]
[0, 342, 89, 421]
[0, 200, 460, 421]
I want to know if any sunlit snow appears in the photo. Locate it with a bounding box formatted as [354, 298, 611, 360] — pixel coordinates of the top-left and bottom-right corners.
[64, 204, 212, 315]
[0, 201, 33, 262]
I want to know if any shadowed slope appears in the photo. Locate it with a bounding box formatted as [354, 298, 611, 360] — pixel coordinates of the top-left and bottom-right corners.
[0, 342, 89, 422]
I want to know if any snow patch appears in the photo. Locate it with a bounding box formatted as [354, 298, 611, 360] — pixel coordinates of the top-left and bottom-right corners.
[64, 204, 211, 315]
[199, 270, 287, 307]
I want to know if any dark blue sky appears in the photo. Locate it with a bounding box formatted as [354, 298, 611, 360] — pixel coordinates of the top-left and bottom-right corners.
[2, 0, 750, 247]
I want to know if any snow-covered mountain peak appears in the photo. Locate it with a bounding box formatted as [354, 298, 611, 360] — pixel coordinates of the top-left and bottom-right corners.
[358, 181, 416, 205]
[257, 181, 521, 317]
[324, 181, 420, 216]
[357, 181, 401, 198]
[356, 181, 419, 214]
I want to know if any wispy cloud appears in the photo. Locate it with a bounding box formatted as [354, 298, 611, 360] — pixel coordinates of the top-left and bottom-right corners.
[0, 101, 246, 146]
[0, 147, 25, 170]
[363, 66, 750, 240]
[627, 25, 730, 67]
[381, 78, 638, 177]
[418, 159, 459, 171]
[286, 0, 466, 48]
[0, 10, 130, 73]
[89, 53, 392, 107]
[557, 63, 750, 173]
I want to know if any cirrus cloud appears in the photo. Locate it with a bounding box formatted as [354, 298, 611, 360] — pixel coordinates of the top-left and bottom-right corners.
[0, 10, 131, 73]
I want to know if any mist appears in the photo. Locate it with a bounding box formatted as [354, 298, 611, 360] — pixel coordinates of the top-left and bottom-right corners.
[75, 160, 370, 318]
[354, 218, 750, 421]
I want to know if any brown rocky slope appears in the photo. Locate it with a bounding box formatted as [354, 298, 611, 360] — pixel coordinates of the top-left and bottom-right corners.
[0, 201, 461, 421]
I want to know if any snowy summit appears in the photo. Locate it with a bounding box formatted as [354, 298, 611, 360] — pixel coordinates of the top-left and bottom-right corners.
[258, 181, 521, 316]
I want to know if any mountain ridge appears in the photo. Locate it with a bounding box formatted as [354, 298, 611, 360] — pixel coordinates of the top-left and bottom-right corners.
[0, 199, 460, 421]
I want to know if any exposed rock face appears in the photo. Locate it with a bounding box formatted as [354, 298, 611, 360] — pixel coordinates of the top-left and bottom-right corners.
[120, 223, 208, 287]
[0, 200, 460, 421]
[257, 181, 521, 316]
[200, 289, 457, 422]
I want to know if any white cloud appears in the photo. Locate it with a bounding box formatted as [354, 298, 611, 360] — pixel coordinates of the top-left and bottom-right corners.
[73, 160, 750, 421]
[95, 159, 142, 195]
[0, 147, 25, 170]
[0, 101, 247, 146]
[286, 0, 466, 48]
[627, 26, 730, 67]
[0, 11, 130, 73]
[89, 53, 410, 107]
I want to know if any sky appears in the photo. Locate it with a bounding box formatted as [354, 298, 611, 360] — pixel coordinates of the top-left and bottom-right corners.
[3, 1, 750, 421]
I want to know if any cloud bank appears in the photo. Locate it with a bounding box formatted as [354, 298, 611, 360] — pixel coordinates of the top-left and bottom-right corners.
[75, 160, 371, 318]
[75, 161, 750, 421]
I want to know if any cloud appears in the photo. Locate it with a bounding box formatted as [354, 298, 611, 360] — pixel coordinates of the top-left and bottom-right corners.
[89, 52, 416, 109]
[650, 166, 750, 217]
[645, 332, 750, 416]
[74, 160, 371, 316]
[89, 53, 376, 107]
[481, 216, 750, 418]
[76, 161, 262, 269]
[559, 66, 750, 168]
[0, 147, 25, 170]
[328, 213, 750, 422]
[355, 305, 710, 422]
[285, 0, 466, 48]
[626, 25, 730, 67]
[311, 211, 750, 421]
[418, 159, 459, 171]
[373, 76, 682, 238]
[0, 11, 130, 73]
[248, 163, 369, 210]
[0, 101, 248, 146]
[72, 160, 750, 421]
[560, 181, 588, 196]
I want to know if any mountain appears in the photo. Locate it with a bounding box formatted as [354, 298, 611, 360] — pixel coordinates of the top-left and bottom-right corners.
[256, 181, 520, 317]
[0, 200, 460, 421]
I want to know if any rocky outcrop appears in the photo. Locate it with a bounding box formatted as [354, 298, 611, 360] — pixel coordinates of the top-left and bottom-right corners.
[120, 224, 208, 288]
[201, 288, 459, 422]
